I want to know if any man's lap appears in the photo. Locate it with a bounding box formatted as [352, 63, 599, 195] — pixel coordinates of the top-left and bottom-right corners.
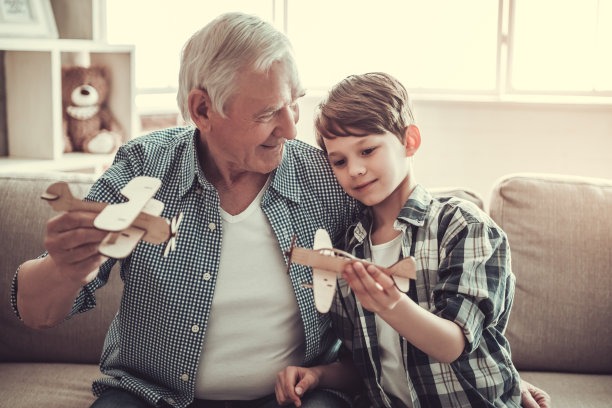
[90, 388, 350, 408]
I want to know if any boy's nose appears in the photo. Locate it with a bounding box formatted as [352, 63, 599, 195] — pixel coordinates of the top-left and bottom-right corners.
[349, 163, 366, 177]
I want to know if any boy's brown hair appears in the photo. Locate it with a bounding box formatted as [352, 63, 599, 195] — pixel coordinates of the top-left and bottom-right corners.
[314, 72, 415, 151]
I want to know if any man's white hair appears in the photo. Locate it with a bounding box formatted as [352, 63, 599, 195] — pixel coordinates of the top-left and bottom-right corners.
[177, 12, 296, 123]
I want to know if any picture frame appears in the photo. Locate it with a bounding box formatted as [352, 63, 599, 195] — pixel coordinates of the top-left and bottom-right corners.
[0, 0, 58, 39]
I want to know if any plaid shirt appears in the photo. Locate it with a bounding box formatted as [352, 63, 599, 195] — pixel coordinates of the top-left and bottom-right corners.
[12, 127, 358, 408]
[331, 185, 521, 408]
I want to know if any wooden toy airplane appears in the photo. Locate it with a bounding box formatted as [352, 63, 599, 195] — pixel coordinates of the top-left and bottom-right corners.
[41, 176, 182, 259]
[285, 229, 417, 313]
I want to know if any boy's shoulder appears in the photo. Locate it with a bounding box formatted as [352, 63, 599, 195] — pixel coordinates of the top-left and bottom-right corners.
[401, 185, 499, 230]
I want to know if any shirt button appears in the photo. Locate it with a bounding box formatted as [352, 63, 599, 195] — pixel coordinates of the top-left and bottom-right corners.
[195, 187, 202, 195]
[191, 324, 200, 333]
[208, 222, 216, 231]
[181, 373, 189, 382]
[168, 398, 175, 404]
[203, 272, 211, 281]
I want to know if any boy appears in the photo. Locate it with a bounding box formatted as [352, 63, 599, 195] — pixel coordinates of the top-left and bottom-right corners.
[275, 72, 522, 407]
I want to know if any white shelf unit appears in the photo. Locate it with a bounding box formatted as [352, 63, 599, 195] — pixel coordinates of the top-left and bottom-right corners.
[0, 38, 135, 173]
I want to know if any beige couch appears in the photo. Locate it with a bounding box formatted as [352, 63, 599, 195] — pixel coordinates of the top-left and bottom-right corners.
[0, 171, 610, 407]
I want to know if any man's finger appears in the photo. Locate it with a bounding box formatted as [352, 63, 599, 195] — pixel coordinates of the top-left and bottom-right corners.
[521, 387, 539, 408]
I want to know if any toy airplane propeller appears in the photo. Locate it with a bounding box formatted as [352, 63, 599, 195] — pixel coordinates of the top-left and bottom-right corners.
[41, 176, 183, 259]
[285, 229, 417, 313]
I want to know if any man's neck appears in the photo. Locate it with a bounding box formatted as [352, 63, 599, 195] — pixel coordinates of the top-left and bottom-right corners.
[211, 171, 270, 216]
[197, 137, 271, 215]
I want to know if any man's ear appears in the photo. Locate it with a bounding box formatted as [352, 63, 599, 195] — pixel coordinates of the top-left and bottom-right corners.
[188, 89, 213, 131]
[404, 125, 421, 157]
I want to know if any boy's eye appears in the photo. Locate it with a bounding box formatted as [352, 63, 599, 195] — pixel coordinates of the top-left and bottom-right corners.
[331, 159, 346, 167]
[361, 147, 376, 156]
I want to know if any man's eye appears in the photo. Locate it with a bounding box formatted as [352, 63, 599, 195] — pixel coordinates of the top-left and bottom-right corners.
[257, 114, 274, 122]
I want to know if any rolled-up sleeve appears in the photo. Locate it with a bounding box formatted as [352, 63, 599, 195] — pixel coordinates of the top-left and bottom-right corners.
[433, 217, 510, 353]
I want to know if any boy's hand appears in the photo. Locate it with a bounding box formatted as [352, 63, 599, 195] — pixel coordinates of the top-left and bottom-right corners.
[275, 366, 321, 406]
[342, 261, 405, 313]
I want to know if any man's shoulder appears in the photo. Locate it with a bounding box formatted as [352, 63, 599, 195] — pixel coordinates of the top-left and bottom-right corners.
[120, 126, 194, 154]
[284, 139, 328, 163]
[91, 126, 196, 200]
[278, 139, 336, 182]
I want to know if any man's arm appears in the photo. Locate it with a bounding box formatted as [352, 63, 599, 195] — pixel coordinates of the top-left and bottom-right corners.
[16, 210, 108, 328]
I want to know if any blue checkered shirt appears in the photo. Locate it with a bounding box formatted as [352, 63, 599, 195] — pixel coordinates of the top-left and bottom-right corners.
[331, 185, 521, 408]
[14, 127, 359, 407]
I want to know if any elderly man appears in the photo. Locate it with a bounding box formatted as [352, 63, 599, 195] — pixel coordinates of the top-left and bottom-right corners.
[12, 11, 549, 408]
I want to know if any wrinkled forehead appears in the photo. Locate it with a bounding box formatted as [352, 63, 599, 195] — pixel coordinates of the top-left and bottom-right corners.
[240, 56, 302, 95]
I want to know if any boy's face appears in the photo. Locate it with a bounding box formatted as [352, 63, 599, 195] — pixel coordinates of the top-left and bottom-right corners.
[324, 129, 415, 207]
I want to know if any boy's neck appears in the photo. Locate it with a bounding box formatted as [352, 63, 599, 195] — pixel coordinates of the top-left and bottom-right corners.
[370, 177, 417, 245]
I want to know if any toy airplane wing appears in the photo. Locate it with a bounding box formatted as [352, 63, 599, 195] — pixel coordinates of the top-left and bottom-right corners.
[94, 177, 161, 231]
[42, 177, 183, 259]
[286, 228, 417, 313]
[310, 229, 339, 313]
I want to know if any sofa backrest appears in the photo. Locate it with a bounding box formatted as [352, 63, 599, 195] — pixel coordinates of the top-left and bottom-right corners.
[490, 173, 612, 374]
[0, 172, 122, 364]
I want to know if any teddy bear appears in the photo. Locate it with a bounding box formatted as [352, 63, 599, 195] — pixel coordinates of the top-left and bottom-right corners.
[62, 65, 123, 154]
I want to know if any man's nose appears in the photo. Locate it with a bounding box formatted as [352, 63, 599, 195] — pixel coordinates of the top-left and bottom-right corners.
[273, 105, 298, 140]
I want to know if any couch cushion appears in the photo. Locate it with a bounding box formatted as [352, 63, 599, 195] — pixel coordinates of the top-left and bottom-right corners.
[429, 185, 484, 211]
[490, 173, 612, 373]
[519, 371, 612, 408]
[0, 172, 122, 364]
[0, 362, 101, 408]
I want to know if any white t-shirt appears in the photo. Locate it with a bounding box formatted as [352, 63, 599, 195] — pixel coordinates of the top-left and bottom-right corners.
[195, 182, 305, 400]
[370, 233, 413, 407]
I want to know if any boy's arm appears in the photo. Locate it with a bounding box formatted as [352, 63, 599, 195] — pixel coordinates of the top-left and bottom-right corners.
[275, 357, 362, 407]
[342, 261, 465, 363]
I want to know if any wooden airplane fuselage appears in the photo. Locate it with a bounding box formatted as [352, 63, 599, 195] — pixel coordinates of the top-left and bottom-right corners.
[287, 229, 417, 313]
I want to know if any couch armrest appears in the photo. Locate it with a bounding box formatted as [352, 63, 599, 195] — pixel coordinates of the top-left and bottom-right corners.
[489, 173, 612, 374]
[0, 172, 122, 364]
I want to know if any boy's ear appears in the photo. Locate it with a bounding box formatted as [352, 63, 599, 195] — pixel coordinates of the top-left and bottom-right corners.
[404, 125, 421, 157]
[188, 89, 213, 131]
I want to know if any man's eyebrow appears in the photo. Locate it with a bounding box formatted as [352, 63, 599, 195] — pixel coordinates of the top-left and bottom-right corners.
[252, 91, 306, 119]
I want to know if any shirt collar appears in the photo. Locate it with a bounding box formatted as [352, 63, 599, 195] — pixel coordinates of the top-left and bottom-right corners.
[267, 140, 301, 204]
[175, 127, 200, 198]
[176, 129, 302, 204]
[346, 184, 432, 245]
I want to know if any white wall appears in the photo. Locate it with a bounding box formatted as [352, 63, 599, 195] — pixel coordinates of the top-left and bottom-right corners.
[297, 95, 612, 209]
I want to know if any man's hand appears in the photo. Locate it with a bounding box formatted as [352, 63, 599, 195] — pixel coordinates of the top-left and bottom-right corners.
[44, 211, 109, 285]
[275, 366, 321, 407]
[521, 379, 551, 408]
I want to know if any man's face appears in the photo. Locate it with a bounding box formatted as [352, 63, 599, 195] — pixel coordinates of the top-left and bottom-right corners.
[204, 60, 303, 177]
